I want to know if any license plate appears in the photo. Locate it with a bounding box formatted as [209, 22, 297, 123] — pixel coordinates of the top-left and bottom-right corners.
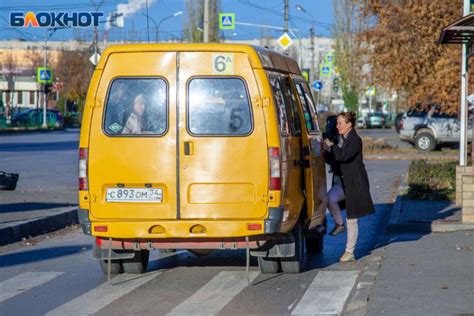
[106, 188, 163, 203]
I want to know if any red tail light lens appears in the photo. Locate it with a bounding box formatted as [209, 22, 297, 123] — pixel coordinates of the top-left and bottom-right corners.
[269, 147, 281, 190]
[79, 148, 88, 190]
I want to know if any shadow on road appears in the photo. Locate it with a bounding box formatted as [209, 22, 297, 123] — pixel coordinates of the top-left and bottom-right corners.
[1, 202, 74, 213]
[0, 245, 92, 268]
[0, 141, 78, 152]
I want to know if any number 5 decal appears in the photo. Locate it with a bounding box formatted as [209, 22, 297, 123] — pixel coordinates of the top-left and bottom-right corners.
[229, 108, 244, 131]
[212, 53, 234, 74]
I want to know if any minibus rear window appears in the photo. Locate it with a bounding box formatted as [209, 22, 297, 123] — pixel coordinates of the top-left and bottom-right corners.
[187, 78, 252, 136]
[103, 78, 167, 136]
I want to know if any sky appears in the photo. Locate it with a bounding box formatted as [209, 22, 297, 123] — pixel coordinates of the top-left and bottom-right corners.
[0, 0, 335, 42]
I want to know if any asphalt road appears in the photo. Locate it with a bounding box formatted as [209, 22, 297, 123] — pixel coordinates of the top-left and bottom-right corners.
[0, 129, 78, 196]
[0, 128, 410, 315]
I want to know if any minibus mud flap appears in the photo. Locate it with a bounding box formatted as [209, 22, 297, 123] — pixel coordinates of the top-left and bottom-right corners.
[250, 234, 295, 258]
[92, 242, 135, 260]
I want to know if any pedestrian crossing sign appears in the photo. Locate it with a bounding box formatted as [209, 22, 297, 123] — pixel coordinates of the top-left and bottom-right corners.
[219, 13, 235, 30]
[320, 64, 331, 77]
[37, 67, 53, 83]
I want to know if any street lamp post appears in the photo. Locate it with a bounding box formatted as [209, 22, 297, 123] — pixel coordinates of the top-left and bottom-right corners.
[296, 4, 316, 84]
[142, 14, 158, 42]
[156, 11, 183, 42]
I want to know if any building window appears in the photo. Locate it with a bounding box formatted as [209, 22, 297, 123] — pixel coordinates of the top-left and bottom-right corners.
[17, 91, 23, 105]
[29, 91, 35, 105]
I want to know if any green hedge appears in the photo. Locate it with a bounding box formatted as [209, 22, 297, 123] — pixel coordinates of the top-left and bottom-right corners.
[407, 159, 456, 200]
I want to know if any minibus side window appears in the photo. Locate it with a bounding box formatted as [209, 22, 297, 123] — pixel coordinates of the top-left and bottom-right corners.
[269, 77, 290, 136]
[281, 78, 302, 136]
[295, 82, 319, 133]
[187, 78, 252, 136]
[104, 78, 167, 136]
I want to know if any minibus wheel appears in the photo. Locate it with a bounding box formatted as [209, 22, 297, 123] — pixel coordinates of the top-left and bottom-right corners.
[281, 220, 303, 273]
[99, 259, 123, 275]
[122, 250, 149, 274]
[257, 256, 280, 274]
[189, 249, 212, 257]
[305, 234, 324, 254]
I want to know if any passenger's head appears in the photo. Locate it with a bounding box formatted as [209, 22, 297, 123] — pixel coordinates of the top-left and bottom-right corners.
[337, 111, 356, 135]
[133, 94, 145, 116]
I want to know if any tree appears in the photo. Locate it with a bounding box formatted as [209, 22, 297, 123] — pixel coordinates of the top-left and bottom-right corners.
[53, 49, 94, 113]
[354, 0, 463, 114]
[333, 0, 362, 113]
[184, 0, 220, 42]
[1, 51, 19, 119]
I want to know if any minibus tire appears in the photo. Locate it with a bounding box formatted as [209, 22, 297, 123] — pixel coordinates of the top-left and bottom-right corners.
[257, 256, 280, 274]
[305, 234, 324, 254]
[281, 220, 303, 273]
[160, 249, 176, 253]
[122, 250, 149, 274]
[99, 259, 123, 275]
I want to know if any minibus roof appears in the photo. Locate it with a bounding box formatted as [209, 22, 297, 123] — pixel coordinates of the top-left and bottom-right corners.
[97, 43, 301, 75]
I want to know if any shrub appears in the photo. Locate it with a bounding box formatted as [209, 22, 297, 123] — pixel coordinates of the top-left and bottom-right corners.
[407, 159, 456, 200]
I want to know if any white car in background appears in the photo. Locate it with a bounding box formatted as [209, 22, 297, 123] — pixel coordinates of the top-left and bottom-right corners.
[399, 110, 471, 151]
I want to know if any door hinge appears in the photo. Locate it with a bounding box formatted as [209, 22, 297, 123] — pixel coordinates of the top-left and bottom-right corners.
[95, 98, 103, 108]
[90, 98, 102, 108]
[254, 97, 270, 107]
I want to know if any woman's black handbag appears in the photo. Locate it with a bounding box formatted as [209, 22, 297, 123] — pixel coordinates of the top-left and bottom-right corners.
[0, 171, 19, 190]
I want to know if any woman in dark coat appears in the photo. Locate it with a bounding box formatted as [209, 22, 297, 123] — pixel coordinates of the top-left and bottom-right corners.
[322, 111, 375, 262]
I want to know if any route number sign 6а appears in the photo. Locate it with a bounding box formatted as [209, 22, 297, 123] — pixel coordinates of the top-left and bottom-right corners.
[212, 53, 234, 75]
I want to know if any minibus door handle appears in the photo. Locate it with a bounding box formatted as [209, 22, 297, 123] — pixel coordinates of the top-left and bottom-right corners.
[184, 141, 194, 155]
[298, 159, 310, 168]
[302, 146, 310, 156]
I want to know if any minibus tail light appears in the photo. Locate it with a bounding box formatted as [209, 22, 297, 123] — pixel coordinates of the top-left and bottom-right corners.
[269, 147, 281, 190]
[79, 148, 88, 190]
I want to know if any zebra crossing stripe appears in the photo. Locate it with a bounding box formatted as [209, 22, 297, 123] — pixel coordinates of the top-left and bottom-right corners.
[46, 271, 161, 316]
[0, 272, 63, 303]
[167, 271, 259, 316]
[291, 270, 360, 315]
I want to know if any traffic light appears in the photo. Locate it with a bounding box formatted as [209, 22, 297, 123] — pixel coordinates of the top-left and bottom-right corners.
[43, 83, 53, 94]
[333, 78, 339, 93]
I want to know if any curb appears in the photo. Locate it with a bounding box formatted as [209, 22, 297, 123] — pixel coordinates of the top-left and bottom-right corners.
[0, 207, 78, 246]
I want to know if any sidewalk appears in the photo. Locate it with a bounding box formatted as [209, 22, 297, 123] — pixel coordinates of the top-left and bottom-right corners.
[0, 190, 78, 246]
[363, 176, 474, 315]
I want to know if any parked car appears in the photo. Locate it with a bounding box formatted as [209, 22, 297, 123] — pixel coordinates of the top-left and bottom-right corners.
[356, 117, 366, 129]
[11, 109, 64, 128]
[394, 112, 404, 133]
[398, 110, 471, 151]
[365, 112, 385, 128]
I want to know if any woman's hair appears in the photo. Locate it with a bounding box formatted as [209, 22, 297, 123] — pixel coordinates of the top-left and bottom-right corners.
[338, 111, 357, 127]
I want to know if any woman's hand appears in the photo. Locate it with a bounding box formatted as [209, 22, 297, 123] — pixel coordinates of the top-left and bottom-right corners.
[322, 138, 333, 151]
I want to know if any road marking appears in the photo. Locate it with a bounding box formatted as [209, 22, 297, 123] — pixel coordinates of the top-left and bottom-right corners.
[167, 271, 259, 316]
[291, 270, 360, 316]
[0, 272, 63, 303]
[46, 271, 161, 316]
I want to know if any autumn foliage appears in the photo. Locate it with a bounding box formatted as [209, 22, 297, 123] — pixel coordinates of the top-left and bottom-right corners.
[354, 0, 463, 114]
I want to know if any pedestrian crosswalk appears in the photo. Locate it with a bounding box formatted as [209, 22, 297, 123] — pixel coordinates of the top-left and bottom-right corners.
[291, 271, 360, 315]
[46, 271, 162, 316]
[167, 271, 259, 316]
[0, 272, 63, 303]
[0, 269, 360, 315]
